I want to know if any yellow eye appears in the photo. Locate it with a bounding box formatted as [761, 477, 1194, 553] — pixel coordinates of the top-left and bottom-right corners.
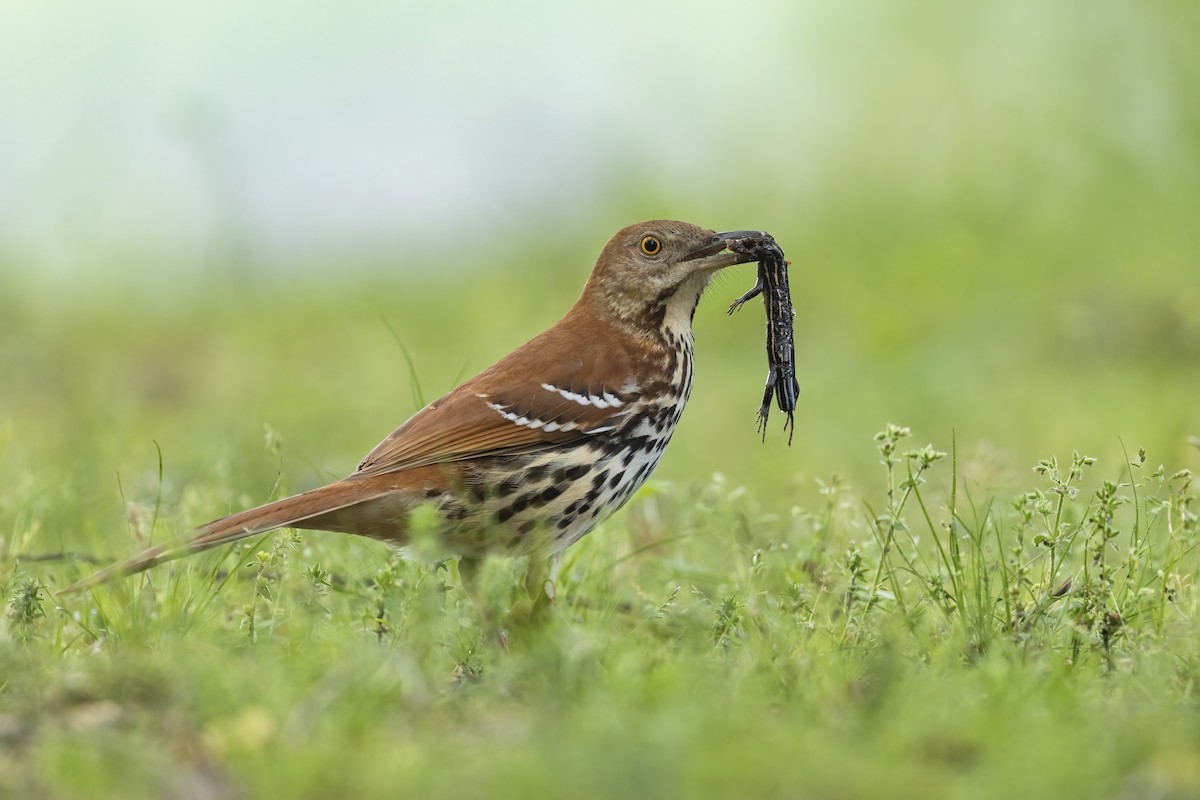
[640, 236, 662, 256]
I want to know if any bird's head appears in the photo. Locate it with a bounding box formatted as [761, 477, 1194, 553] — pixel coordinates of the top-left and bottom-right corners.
[580, 220, 758, 332]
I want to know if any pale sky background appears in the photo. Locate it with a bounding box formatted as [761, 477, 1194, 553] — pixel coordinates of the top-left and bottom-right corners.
[0, 1, 1188, 278]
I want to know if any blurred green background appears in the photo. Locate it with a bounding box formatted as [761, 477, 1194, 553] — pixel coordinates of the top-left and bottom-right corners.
[1, 0, 1197, 550]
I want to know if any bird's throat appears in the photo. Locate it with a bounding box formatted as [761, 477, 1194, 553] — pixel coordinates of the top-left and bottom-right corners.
[660, 271, 710, 343]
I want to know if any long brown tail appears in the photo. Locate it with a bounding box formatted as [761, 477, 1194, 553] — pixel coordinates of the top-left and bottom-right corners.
[61, 479, 393, 594]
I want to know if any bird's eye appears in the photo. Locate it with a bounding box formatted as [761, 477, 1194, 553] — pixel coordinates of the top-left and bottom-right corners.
[640, 236, 662, 256]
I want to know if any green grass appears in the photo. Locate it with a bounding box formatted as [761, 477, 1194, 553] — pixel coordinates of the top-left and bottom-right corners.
[2, 302, 1199, 799]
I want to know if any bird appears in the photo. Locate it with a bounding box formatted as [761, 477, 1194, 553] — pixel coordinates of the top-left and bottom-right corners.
[63, 220, 762, 594]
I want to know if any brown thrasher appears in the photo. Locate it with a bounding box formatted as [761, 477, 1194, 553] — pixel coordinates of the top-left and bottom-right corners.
[64, 220, 762, 593]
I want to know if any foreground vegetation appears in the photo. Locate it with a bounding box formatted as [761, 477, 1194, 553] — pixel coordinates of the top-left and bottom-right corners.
[3, 411, 1197, 797]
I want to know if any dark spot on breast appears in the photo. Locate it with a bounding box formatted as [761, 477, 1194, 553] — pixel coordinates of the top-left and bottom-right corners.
[627, 409, 651, 430]
[518, 519, 537, 535]
[591, 470, 609, 490]
[626, 435, 650, 452]
[497, 506, 514, 523]
[608, 470, 626, 489]
[601, 438, 626, 457]
[497, 477, 521, 497]
[541, 484, 564, 502]
[511, 495, 532, 515]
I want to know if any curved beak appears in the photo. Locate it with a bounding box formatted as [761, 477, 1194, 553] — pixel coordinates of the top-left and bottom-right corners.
[681, 230, 767, 270]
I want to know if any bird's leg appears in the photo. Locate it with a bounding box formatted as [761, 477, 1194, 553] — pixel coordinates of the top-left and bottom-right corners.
[472, 554, 560, 649]
[524, 553, 560, 606]
[456, 554, 560, 650]
[456, 555, 511, 651]
[519, 554, 559, 626]
[457, 554, 483, 594]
